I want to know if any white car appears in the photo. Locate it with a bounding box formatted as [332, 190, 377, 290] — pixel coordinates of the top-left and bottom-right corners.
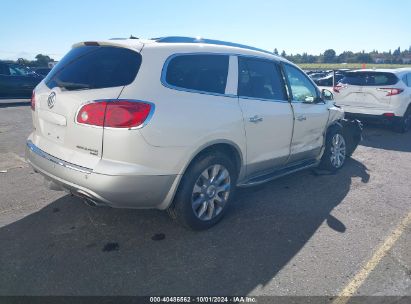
[333, 69, 411, 132]
[26, 37, 358, 230]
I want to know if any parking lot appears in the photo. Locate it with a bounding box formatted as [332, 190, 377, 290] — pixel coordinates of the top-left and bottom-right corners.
[0, 101, 410, 298]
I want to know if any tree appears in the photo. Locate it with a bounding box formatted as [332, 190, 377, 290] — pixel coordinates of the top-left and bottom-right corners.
[356, 53, 372, 63]
[273, 48, 279, 55]
[393, 47, 401, 56]
[34, 54, 53, 67]
[323, 49, 336, 63]
[281, 50, 286, 57]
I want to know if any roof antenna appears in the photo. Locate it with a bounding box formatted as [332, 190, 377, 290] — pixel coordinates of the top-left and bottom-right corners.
[130, 35, 139, 39]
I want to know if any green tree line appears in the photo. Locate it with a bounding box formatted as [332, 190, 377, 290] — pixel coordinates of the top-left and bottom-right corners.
[273, 46, 411, 64]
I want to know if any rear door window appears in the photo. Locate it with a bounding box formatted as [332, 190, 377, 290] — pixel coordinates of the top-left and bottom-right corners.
[238, 57, 287, 101]
[165, 54, 229, 94]
[45, 46, 142, 90]
[340, 72, 398, 86]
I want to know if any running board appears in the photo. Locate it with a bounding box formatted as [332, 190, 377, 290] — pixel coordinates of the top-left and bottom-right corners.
[238, 159, 319, 188]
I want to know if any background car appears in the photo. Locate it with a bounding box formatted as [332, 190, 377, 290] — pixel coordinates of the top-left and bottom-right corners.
[308, 71, 328, 81]
[333, 69, 411, 132]
[314, 71, 346, 87]
[0, 61, 43, 98]
[33, 67, 52, 77]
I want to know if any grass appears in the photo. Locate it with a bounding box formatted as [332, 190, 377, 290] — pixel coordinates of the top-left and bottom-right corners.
[298, 63, 411, 70]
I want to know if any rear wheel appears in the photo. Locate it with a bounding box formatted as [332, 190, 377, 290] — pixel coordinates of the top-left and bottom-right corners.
[168, 151, 237, 230]
[394, 108, 411, 133]
[319, 126, 347, 172]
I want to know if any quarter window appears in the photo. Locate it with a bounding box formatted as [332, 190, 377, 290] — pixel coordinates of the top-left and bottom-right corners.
[165, 54, 229, 94]
[283, 64, 318, 102]
[407, 74, 411, 87]
[238, 57, 287, 101]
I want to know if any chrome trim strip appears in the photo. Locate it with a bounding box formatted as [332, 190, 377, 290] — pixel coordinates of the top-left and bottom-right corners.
[238, 160, 319, 188]
[160, 53, 238, 98]
[238, 95, 290, 103]
[160, 53, 289, 104]
[26, 140, 93, 174]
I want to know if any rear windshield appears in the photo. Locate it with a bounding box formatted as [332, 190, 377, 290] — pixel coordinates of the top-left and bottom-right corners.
[45, 46, 142, 90]
[340, 72, 398, 86]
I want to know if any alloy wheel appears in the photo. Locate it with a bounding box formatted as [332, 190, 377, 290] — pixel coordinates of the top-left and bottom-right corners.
[330, 133, 346, 169]
[191, 164, 231, 221]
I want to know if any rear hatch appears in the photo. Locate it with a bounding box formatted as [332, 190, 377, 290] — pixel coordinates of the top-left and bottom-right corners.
[335, 71, 399, 109]
[32, 43, 142, 168]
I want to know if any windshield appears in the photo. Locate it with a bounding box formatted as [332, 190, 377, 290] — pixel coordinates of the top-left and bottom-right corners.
[340, 72, 398, 86]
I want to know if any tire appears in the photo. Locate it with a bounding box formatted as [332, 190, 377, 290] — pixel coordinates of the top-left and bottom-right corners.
[393, 107, 411, 133]
[319, 125, 347, 172]
[167, 151, 238, 230]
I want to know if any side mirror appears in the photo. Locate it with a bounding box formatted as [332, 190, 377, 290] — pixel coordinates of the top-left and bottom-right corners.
[321, 89, 334, 101]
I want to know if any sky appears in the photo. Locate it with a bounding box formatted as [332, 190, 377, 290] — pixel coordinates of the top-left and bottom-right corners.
[1, 0, 410, 61]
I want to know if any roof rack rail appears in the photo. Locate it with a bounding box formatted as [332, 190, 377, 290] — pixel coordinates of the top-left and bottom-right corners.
[155, 36, 274, 55]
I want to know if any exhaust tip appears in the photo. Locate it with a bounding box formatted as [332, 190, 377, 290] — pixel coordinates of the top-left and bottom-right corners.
[83, 198, 98, 207]
[76, 190, 105, 207]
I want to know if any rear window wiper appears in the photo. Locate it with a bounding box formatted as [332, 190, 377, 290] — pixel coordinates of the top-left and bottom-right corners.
[54, 79, 92, 90]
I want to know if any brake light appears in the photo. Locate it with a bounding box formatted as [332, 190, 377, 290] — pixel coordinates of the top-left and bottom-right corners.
[383, 113, 395, 117]
[378, 88, 404, 96]
[31, 91, 36, 111]
[76, 100, 153, 128]
[77, 102, 107, 126]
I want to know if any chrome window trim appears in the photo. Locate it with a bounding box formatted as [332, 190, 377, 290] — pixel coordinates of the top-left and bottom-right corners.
[237, 95, 290, 103]
[237, 55, 290, 103]
[160, 53, 236, 98]
[160, 52, 286, 100]
[26, 140, 93, 174]
[74, 99, 155, 130]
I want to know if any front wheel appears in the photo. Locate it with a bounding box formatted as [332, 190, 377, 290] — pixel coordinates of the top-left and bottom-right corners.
[168, 151, 237, 230]
[319, 126, 347, 172]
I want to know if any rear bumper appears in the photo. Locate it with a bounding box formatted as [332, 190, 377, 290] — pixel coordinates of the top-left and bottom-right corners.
[25, 140, 177, 209]
[344, 112, 400, 124]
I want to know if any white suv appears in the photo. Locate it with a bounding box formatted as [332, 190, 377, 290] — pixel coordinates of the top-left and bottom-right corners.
[333, 69, 411, 132]
[26, 37, 358, 229]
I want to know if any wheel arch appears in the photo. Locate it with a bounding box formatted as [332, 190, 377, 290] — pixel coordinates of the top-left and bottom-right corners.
[182, 140, 244, 178]
[157, 140, 245, 210]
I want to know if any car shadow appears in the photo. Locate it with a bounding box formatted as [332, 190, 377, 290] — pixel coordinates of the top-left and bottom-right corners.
[360, 123, 411, 153]
[0, 158, 369, 296]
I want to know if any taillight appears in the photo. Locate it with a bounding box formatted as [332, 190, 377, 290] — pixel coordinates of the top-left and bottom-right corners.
[76, 102, 107, 127]
[378, 88, 404, 96]
[31, 91, 36, 111]
[76, 100, 153, 128]
[105, 102, 152, 128]
[383, 113, 395, 117]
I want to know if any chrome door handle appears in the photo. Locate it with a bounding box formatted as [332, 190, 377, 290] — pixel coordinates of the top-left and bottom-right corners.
[296, 115, 307, 121]
[249, 115, 263, 123]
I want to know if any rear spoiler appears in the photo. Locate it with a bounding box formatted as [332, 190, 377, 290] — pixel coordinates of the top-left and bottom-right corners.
[72, 40, 144, 52]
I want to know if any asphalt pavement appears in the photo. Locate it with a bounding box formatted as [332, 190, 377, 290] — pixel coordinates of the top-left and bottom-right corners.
[0, 103, 410, 298]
